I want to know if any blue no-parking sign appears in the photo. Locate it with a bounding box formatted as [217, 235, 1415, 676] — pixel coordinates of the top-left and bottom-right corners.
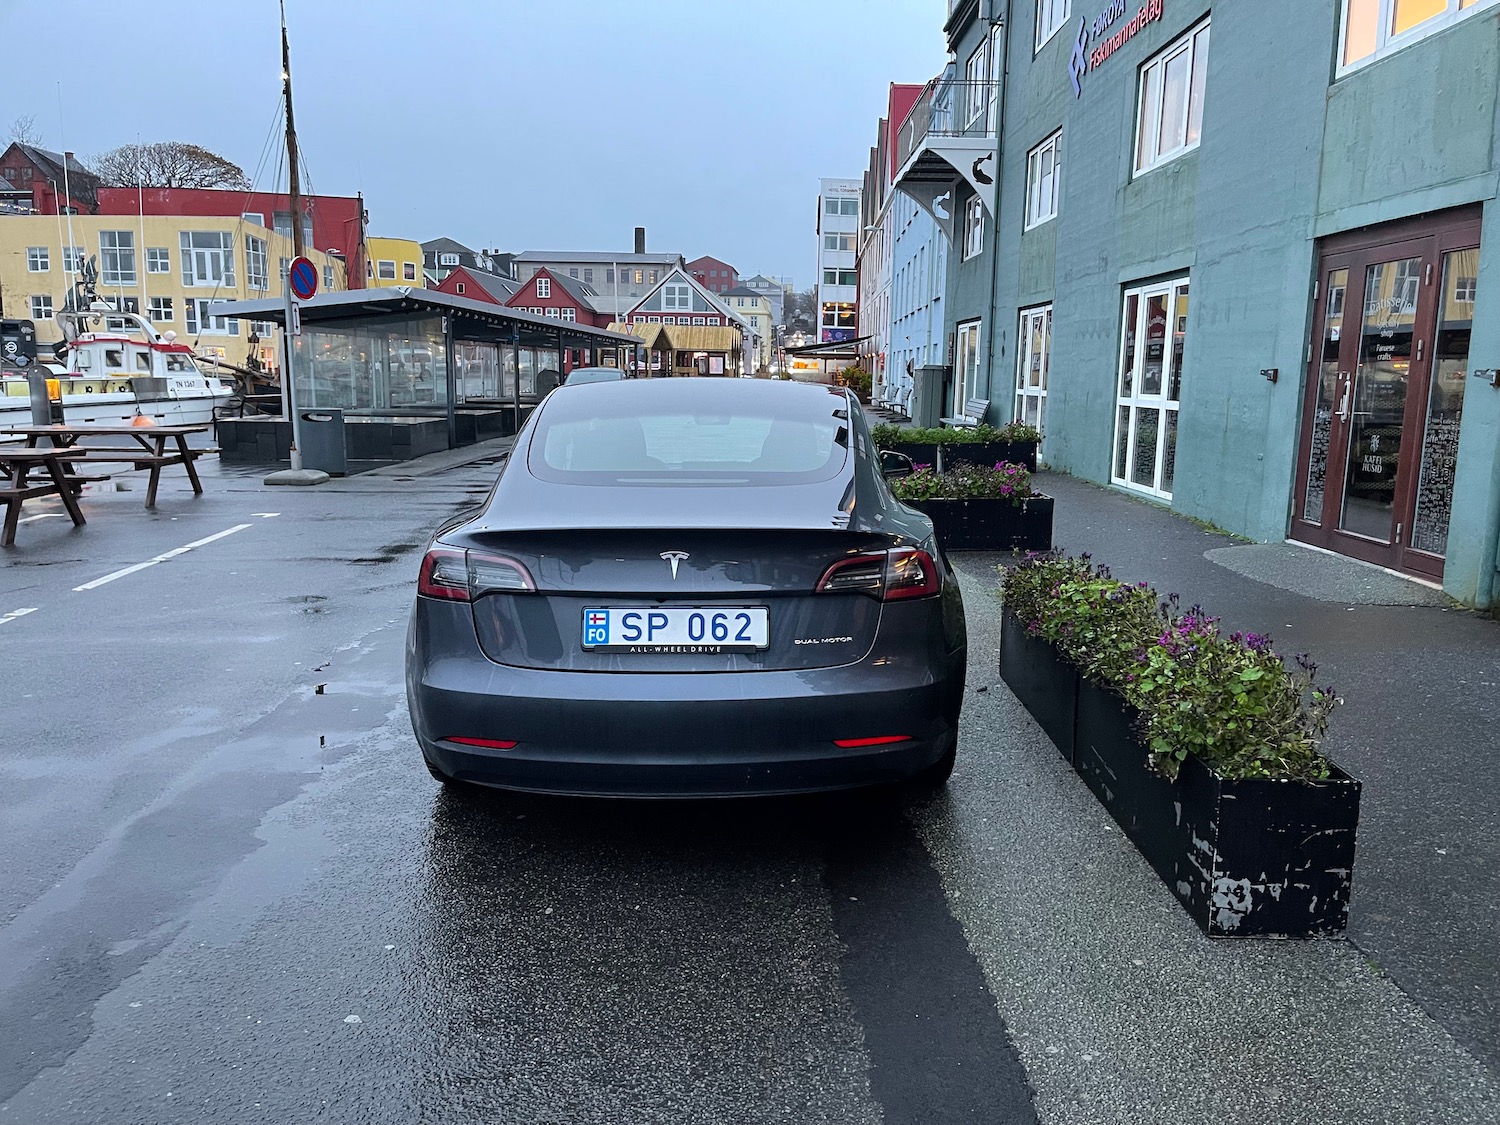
[288, 256, 318, 301]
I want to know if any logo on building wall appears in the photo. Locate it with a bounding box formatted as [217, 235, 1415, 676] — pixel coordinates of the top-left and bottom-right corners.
[1069, 0, 1165, 97]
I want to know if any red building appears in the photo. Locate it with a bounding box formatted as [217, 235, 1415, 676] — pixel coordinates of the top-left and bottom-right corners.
[687, 255, 738, 294]
[431, 265, 519, 304]
[89, 186, 367, 285]
[504, 267, 613, 327]
[0, 143, 100, 214]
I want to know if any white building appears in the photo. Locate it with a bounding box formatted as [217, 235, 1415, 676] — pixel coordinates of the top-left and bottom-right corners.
[885, 192, 946, 414]
[814, 177, 861, 345]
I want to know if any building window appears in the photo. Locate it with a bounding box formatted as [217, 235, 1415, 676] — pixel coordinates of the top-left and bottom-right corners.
[822, 269, 858, 286]
[324, 263, 334, 289]
[965, 39, 991, 127]
[186, 297, 239, 336]
[63, 246, 86, 272]
[1113, 276, 1188, 498]
[605, 269, 615, 283]
[664, 283, 691, 310]
[1340, 0, 1496, 70]
[840, 199, 858, 216]
[649, 270, 658, 283]
[584, 268, 594, 283]
[824, 199, 841, 215]
[545, 307, 560, 318]
[29, 295, 53, 319]
[377, 260, 396, 280]
[102, 296, 139, 330]
[251, 320, 276, 337]
[456, 282, 466, 295]
[529, 306, 544, 314]
[245, 235, 269, 290]
[1016, 305, 1051, 436]
[242, 211, 265, 227]
[439, 252, 459, 267]
[403, 262, 416, 281]
[148, 296, 174, 323]
[707, 317, 719, 326]
[561, 307, 576, 322]
[1025, 131, 1062, 229]
[1455, 275, 1477, 303]
[1036, 0, 1071, 50]
[962, 195, 985, 260]
[953, 320, 982, 415]
[99, 230, 138, 285]
[179, 231, 233, 287]
[823, 233, 855, 252]
[1135, 20, 1210, 175]
[26, 246, 49, 272]
[536, 276, 551, 298]
[634, 270, 644, 284]
[146, 247, 170, 274]
[569, 268, 579, 278]
[648, 315, 662, 323]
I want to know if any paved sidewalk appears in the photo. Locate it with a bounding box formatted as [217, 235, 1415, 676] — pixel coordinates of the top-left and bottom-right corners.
[927, 470, 1498, 1120]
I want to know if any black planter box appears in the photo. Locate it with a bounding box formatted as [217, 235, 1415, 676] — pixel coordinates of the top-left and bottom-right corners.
[881, 440, 940, 467]
[1073, 680, 1361, 937]
[903, 495, 1054, 551]
[998, 610, 1078, 764]
[938, 440, 1038, 472]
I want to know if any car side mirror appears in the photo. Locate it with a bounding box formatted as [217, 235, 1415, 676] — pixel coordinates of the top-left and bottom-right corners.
[879, 450, 914, 479]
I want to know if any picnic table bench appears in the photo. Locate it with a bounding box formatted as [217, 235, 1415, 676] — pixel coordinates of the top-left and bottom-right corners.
[1, 424, 217, 508]
[0, 447, 91, 546]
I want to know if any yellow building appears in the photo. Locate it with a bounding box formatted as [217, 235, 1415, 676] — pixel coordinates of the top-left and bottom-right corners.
[723, 287, 775, 371]
[365, 236, 424, 288]
[0, 213, 346, 368]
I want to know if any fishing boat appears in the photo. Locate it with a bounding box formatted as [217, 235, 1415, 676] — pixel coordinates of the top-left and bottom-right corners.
[0, 306, 237, 425]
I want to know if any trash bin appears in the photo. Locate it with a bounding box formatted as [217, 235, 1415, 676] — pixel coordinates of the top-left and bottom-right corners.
[298, 409, 347, 476]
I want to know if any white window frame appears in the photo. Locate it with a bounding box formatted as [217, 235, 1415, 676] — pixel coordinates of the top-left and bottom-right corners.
[954, 319, 983, 416]
[1025, 130, 1062, 230]
[186, 297, 239, 337]
[377, 259, 397, 280]
[1133, 19, 1210, 176]
[962, 194, 985, 260]
[1338, 0, 1500, 74]
[245, 235, 269, 291]
[63, 246, 86, 273]
[1035, 0, 1072, 51]
[438, 252, 459, 267]
[324, 263, 335, 289]
[560, 307, 576, 322]
[964, 38, 990, 128]
[1112, 276, 1189, 499]
[241, 211, 266, 227]
[26, 246, 49, 272]
[536, 276, 551, 298]
[1016, 305, 1051, 438]
[178, 231, 233, 288]
[148, 296, 174, 323]
[146, 247, 170, 274]
[544, 307, 560, 318]
[30, 294, 54, 319]
[100, 230, 138, 286]
[403, 262, 417, 281]
[664, 283, 691, 310]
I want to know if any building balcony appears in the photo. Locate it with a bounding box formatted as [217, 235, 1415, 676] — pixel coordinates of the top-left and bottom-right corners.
[893, 70, 999, 242]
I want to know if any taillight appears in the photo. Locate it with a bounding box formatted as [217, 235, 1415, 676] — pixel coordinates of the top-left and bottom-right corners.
[817, 547, 940, 601]
[417, 547, 536, 602]
[833, 735, 912, 747]
[445, 736, 518, 750]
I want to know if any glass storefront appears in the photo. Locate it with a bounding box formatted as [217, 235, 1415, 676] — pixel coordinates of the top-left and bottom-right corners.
[292, 314, 449, 416]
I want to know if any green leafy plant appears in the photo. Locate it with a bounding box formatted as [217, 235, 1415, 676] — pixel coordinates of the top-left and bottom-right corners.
[837, 364, 872, 399]
[1000, 552, 1339, 782]
[889, 460, 1034, 505]
[872, 422, 1042, 446]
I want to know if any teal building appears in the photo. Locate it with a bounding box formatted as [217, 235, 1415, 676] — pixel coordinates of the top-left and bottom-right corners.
[894, 0, 1500, 605]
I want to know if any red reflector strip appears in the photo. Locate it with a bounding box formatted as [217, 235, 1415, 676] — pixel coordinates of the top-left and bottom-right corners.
[445, 736, 518, 749]
[833, 735, 912, 748]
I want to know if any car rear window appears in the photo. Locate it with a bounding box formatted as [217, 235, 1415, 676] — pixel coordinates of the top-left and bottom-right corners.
[529, 398, 851, 484]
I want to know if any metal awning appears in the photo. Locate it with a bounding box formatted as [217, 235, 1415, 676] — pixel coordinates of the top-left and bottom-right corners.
[211, 286, 641, 346]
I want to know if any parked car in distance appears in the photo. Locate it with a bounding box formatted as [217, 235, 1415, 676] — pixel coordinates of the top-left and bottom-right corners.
[563, 366, 627, 385]
[406, 378, 966, 798]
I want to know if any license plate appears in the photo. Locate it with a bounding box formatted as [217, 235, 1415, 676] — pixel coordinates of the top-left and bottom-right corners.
[581, 606, 770, 651]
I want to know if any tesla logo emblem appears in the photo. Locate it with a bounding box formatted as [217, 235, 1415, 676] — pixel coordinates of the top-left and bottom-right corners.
[660, 551, 689, 579]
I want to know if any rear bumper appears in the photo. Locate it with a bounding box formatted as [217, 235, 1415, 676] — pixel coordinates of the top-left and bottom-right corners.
[407, 599, 965, 797]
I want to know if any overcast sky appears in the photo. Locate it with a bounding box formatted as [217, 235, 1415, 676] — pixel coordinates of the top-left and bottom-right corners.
[3, 0, 948, 288]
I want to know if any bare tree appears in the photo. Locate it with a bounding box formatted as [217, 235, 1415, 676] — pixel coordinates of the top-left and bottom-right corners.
[89, 141, 250, 189]
[8, 114, 41, 145]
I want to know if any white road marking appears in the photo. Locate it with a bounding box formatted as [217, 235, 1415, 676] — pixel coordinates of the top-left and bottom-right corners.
[17, 513, 65, 524]
[73, 524, 255, 592]
[0, 608, 38, 625]
[251, 512, 281, 518]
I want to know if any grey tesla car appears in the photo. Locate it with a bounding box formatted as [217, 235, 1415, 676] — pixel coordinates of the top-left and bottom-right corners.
[406, 378, 967, 797]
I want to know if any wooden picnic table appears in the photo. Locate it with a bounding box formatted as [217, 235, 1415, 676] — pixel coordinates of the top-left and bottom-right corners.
[0, 447, 90, 546]
[1, 424, 216, 508]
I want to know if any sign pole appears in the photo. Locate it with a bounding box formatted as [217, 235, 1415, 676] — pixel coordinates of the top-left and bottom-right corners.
[265, 255, 326, 486]
[284, 285, 303, 471]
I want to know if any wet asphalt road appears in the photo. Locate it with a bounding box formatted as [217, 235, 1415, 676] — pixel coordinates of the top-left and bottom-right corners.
[2, 453, 1498, 1124]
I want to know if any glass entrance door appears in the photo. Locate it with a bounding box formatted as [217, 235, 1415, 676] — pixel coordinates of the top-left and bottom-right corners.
[1292, 212, 1480, 580]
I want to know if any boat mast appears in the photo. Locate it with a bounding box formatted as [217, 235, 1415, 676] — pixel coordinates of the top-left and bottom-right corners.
[281, 0, 303, 260]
